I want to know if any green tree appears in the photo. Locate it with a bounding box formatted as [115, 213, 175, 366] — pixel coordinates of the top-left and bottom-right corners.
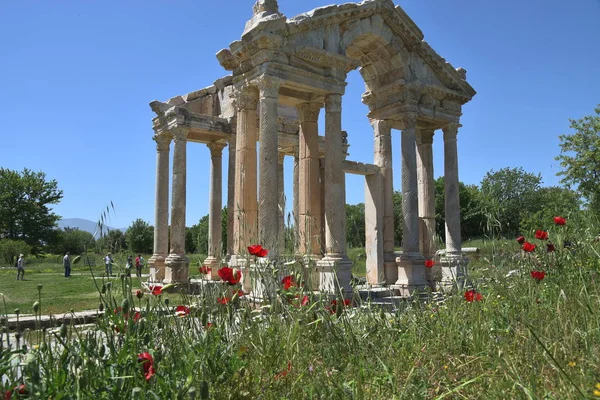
[51, 227, 96, 255]
[190, 216, 209, 255]
[479, 167, 542, 237]
[0, 239, 32, 265]
[0, 168, 63, 252]
[97, 229, 127, 253]
[555, 105, 600, 214]
[434, 178, 485, 240]
[519, 186, 582, 233]
[392, 191, 404, 246]
[125, 219, 153, 254]
[346, 203, 365, 248]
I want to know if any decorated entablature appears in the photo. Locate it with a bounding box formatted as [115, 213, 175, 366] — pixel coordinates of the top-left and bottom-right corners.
[148, 0, 475, 298]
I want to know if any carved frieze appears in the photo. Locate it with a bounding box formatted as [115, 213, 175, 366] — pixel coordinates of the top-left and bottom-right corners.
[295, 46, 359, 72]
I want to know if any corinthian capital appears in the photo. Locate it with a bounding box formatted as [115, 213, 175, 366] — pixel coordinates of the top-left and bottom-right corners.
[371, 119, 392, 136]
[417, 129, 435, 145]
[257, 76, 281, 99]
[443, 123, 460, 141]
[171, 127, 189, 142]
[400, 113, 417, 131]
[233, 87, 259, 111]
[296, 102, 321, 123]
[207, 142, 226, 158]
[153, 133, 171, 152]
[325, 94, 342, 113]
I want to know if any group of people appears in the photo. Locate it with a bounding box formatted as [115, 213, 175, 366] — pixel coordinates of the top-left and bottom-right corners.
[103, 253, 145, 278]
[15, 253, 147, 281]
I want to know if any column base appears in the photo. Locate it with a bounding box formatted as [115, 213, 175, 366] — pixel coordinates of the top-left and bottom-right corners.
[247, 258, 290, 300]
[383, 252, 398, 285]
[316, 256, 353, 295]
[203, 256, 222, 281]
[437, 253, 467, 290]
[393, 257, 429, 295]
[299, 254, 323, 292]
[164, 254, 190, 284]
[148, 254, 167, 283]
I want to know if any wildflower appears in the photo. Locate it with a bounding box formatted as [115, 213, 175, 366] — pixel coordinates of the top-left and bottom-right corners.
[464, 289, 482, 302]
[546, 243, 555, 252]
[301, 295, 309, 306]
[4, 389, 11, 400]
[199, 265, 211, 275]
[136, 289, 143, 299]
[205, 322, 213, 330]
[150, 286, 163, 296]
[217, 297, 229, 305]
[594, 383, 600, 397]
[516, 236, 526, 245]
[236, 289, 244, 297]
[327, 299, 352, 314]
[281, 275, 296, 290]
[554, 216, 567, 225]
[535, 230, 549, 240]
[175, 305, 190, 317]
[137, 352, 155, 381]
[530, 270, 546, 282]
[248, 244, 269, 258]
[274, 361, 292, 380]
[522, 242, 536, 252]
[218, 267, 241, 285]
[424, 259, 435, 268]
[133, 311, 141, 323]
[567, 361, 576, 367]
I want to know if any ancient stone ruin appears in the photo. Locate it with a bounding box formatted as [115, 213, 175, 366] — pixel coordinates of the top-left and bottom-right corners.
[148, 0, 476, 296]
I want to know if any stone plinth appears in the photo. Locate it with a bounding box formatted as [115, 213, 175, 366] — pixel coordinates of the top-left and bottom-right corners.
[392, 256, 429, 296]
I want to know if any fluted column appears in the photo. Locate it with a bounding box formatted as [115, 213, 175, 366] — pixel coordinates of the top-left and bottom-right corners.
[149, 133, 171, 282]
[443, 123, 462, 257]
[257, 76, 280, 258]
[165, 127, 190, 284]
[204, 143, 226, 279]
[297, 102, 322, 257]
[417, 129, 436, 258]
[372, 119, 396, 283]
[400, 114, 421, 260]
[277, 152, 285, 254]
[318, 94, 352, 294]
[232, 87, 259, 265]
[226, 137, 235, 260]
[293, 149, 299, 252]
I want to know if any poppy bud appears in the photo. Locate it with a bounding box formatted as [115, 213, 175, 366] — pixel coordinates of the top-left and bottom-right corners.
[200, 381, 209, 399]
[99, 345, 106, 358]
[132, 387, 143, 399]
[188, 387, 197, 399]
[121, 299, 130, 315]
[98, 303, 104, 312]
[59, 324, 68, 338]
[32, 301, 39, 313]
[37, 284, 43, 292]
[101, 284, 107, 294]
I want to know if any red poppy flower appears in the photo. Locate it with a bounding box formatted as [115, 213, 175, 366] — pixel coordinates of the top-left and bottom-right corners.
[235, 289, 244, 297]
[281, 275, 296, 290]
[136, 289, 143, 299]
[199, 265, 211, 275]
[301, 295, 309, 306]
[516, 236, 526, 245]
[424, 259, 435, 268]
[248, 244, 269, 257]
[150, 286, 163, 296]
[464, 289, 482, 302]
[137, 352, 155, 381]
[218, 267, 241, 285]
[133, 311, 141, 323]
[274, 361, 292, 380]
[546, 243, 555, 252]
[535, 230, 549, 240]
[4, 389, 12, 400]
[553, 216, 566, 225]
[522, 242, 536, 252]
[175, 305, 190, 317]
[327, 298, 352, 314]
[205, 322, 213, 330]
[530, 270, 546, 281]
[217, 297, 230, 305]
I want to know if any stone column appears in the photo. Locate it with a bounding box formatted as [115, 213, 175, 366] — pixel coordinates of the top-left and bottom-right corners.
[257, 76, 280, 258]
[226, 137, 235, 260]
[232, 87, 259, 268]
[416, 129, 436, 258]
[297, 102, 322, 257]
[293, 149, 299, 252]
[148, 133, 171, 283]
[165, 127, 190, 284]
[319, 158, 326, 251]
[277, 152, 285, 254]
[317, 94, 352, 294]
[443, 123, 462, 258]
[204, 143, 226, 279]
[372, 119, 396, 284]
[365, 172, 384, 285]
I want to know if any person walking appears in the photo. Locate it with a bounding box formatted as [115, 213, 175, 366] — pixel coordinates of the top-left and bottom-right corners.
[63, 252, 71, 278]
[104, 253, 113, 276]
[16, 254, 25, 280]
[135, 254, 145, 278]
[125, 255, 133, 278]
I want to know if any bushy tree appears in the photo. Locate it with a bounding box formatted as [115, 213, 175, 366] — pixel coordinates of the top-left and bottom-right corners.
[393, 191, 404, 246]
[0, 168, 63, 252]
[51, 227, 95, 255]
[555, 105, 600, 214]
[190, 216, 209, 254]
[0, 239, 31, 266]
[519, 186, 582, 233]
[125, 219, 153, 254]
[434, 178, 485, 240]
[97, 229, 127, 253]
[346, 203, 365, 248]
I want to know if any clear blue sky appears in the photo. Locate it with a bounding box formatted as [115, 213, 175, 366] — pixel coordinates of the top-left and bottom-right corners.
[1, 0, 599, 229]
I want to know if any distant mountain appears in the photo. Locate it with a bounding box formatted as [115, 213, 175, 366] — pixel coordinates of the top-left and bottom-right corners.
[58, 218, 123, 237]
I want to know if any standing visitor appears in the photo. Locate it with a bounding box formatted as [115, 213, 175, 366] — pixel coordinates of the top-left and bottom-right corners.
[104, 253, 113, 276]
[63, 252, 71, 278]
[125, 255, 133, 277]
[16, 254, 25, 280]
[135, 254, 145, 278]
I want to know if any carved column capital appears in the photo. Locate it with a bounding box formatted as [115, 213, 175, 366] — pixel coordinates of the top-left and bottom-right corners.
[371, 119, 392, 136]
[297, 102, 322, 123]
[325, 94, 342, 113]
[417, 129, 435, 146]
[443, 123, 460, 141]
[257, 76, 281, 99]
[207, 142, 226, 158]
[171, 127, 189, 142]
[234, 87, 259, 111]
[153, 133, 171, 151]
[400, 113, 417, 130]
